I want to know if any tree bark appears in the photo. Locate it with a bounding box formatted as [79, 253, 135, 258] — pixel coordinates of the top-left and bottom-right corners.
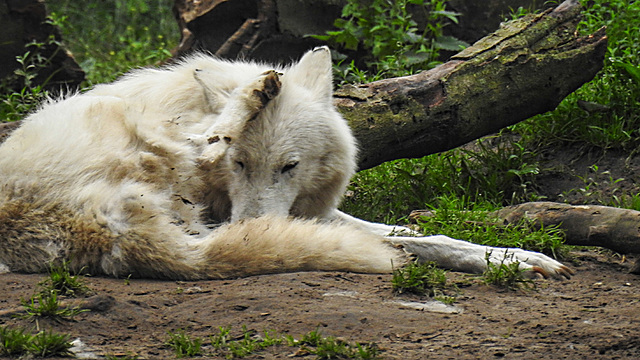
[340, 0, 607, 169]
[488, 202, 640, 255]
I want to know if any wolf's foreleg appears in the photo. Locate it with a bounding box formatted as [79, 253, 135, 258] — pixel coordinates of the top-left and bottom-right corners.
[328, 209, 420, 236]
[197, 70, 281, 168]
[387, 235, 574, 279]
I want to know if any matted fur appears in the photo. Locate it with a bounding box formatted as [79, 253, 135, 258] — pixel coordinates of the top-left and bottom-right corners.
[0, 47, 572, 280]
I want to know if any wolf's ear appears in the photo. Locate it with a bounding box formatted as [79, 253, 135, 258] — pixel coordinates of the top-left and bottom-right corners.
[288, 46, 334, 100]
[194, 68, 224, 112]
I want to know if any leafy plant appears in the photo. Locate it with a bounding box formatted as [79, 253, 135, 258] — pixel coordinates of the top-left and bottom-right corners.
[314, 0, 466, 81]
[0, 36, 60, 122]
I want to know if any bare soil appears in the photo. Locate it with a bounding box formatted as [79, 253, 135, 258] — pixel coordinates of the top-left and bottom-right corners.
[1, 249, 639, 359]
[1, 145, 640, 359]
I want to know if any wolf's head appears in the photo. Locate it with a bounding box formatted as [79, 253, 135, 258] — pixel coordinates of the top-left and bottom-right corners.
[222, 47, 357, 222]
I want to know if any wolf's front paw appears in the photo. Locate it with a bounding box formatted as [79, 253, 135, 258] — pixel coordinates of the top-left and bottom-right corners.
[488, 248, 574, 279]
[245, 70, 281, 112]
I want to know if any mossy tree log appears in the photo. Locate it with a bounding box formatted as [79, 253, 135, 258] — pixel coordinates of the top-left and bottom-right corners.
[490, 202, 640, 255]
[492, 202, 640, 274]
[342, 0, 607, 169]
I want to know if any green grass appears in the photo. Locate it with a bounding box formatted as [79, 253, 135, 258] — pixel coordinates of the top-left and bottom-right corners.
[392, 261, 448, 296]
[0, 326, 73, 358]
[482, 251, 535, 290]
[166, 329, 203, 358]
[46, 0, 178, 86]
[0, 326, 32, 357]
[39, 260, 90, 297]
[165, 326, 379, 359]
[21, 289, 87, 321]
[27, 330, 74, 358]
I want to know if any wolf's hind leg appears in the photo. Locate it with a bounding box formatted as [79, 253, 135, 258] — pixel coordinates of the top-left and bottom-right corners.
[198, 70, 281, 168]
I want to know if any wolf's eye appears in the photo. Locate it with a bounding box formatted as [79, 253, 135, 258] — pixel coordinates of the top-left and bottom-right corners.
[235, 161, 245, 170]
[281, 161, 299, 174]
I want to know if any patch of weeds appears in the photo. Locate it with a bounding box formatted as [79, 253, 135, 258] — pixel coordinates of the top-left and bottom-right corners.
[0, 36, 58, 122]
[166, 329, 203, 358]
[0, 325, 73, 358]
[209, 326, 284, 358]
[482, 250, 535, 290]
[559, 164, 626, 206]
[170, 326, 380, 359]
[392, 261, 447, 297]
[39, 260, 90, 297]
[434, 295, 456, 305]
[0, 326, 32, 357]
[416, 196, 567, 259]
[314, 0, 466, 82]
[298, 329, 379, 359]
[21, 289, 87, 321]
[27, 330, 73, 358]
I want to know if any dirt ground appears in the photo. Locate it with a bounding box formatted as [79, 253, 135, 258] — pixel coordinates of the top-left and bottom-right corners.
[2, 146, 640, 359]
[1, 248, 639, 359]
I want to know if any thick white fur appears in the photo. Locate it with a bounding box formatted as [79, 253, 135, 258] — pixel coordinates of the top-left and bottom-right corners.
[0, 47, 571, 280]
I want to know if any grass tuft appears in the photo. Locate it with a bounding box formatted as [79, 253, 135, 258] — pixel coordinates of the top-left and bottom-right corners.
[482, 250, 535, 290]
[392, 261, 447, 297]
[21, 289, 87, 321]
[166, 329, 203, 358]
[0, 326, 73, 358]
[39, 260, 90, 297]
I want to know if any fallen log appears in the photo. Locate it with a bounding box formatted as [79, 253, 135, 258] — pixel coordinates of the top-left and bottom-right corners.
[489, 202, 640, 255]
[338, 0, 607, 169]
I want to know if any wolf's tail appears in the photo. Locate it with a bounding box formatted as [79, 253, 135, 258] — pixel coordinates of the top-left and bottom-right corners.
[0, 201, 403, 279]
[200, 216, 404, 279]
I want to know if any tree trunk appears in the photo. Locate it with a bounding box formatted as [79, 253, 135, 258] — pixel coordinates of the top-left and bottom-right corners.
[340, 0, 606, 169]
[0, 0, 84, 90]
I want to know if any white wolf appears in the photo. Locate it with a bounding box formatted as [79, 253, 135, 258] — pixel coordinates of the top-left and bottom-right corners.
[0, 47, 572, 280]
